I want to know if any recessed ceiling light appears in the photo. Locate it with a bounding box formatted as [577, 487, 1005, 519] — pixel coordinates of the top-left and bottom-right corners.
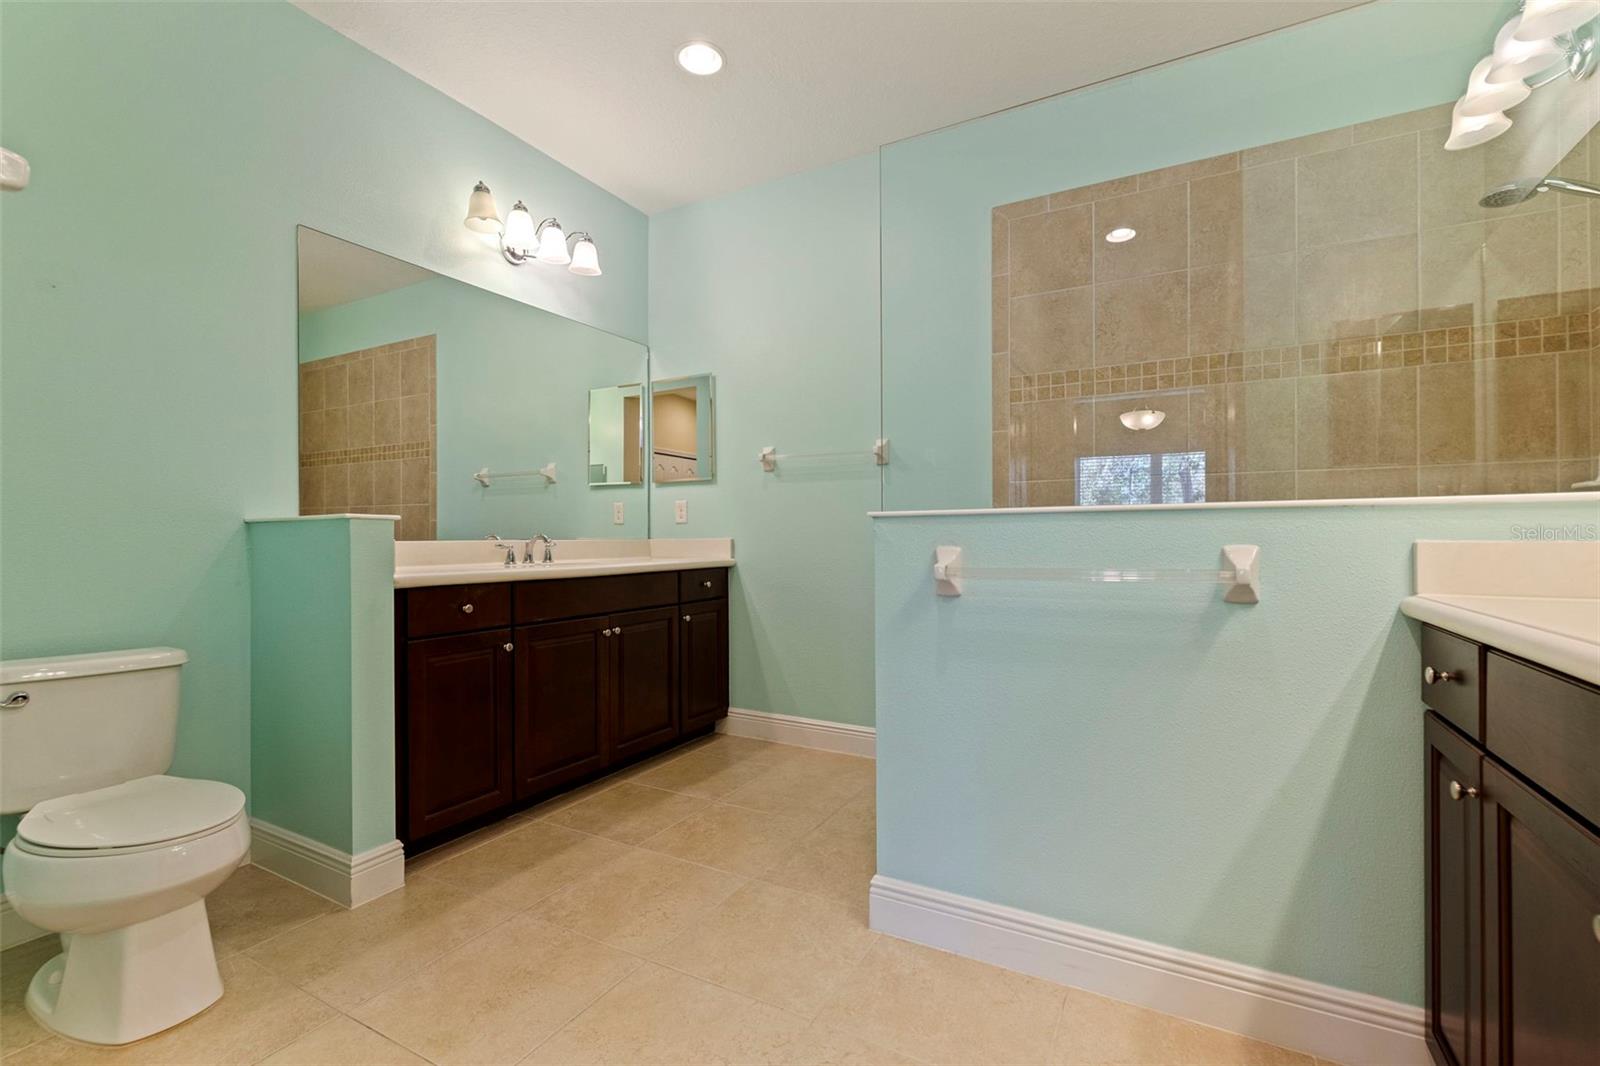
[676, 41, 724, 76]
[1105, 227, 1137, 243]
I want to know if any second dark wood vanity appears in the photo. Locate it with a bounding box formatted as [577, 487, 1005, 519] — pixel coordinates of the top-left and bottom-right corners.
[1421, 623, 1600, 1066]
[395, 567, 730, 849]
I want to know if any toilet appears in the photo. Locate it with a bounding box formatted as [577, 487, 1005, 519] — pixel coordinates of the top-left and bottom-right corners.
[1, 648, 249, 1046]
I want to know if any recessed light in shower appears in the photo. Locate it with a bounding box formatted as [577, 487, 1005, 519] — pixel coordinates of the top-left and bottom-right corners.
[1105, 227, 1137, 243]
[676, 41, 724, 75]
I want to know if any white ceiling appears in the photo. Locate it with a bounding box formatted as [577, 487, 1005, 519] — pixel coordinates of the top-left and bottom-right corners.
[298, 227, 435, 312]
[296, 1, 1364, 214]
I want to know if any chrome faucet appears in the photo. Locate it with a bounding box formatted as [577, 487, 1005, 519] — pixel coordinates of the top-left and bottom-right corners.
[484, 534, 517, 567]
[525, 533, 557, 564]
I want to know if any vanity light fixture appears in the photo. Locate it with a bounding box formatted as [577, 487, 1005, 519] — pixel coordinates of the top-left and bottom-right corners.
[1446, 2, 1597, 150]
[1105, 227, 1137, 243]
[1119, 408, 1166, 431]
[676, 41, 724, 76]
[1515, 0, 1600, 40]
[462, 182, 600, 276]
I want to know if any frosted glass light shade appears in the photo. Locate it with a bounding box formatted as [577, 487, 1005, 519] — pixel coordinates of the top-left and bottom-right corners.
[1514, 0, 1600, 41]
[1459, 56, 1531, 117]
[1119, 408, 1166, 431]
[535, 219, 570, 265]
[1488, 18, 1563, 83]
[1444, 98, 1512, 150]
[568, 235, 601, 276]
[501, 201, 536, 255]
[464, 181, 501, 233]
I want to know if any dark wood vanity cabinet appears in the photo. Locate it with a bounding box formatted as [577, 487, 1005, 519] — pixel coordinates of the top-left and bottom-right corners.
[395, 568, 730, 847]
[513, 616, 610, 797]
[679, 601, 729, 735]
[403, 630, 516, 840]
[1421, 625, 1600, 1066]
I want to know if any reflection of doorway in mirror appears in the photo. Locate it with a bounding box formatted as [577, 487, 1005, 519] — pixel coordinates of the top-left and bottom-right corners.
[299, 334, 436, 539]
[652, 388, 698, 481]
[623, 394, 642, 483]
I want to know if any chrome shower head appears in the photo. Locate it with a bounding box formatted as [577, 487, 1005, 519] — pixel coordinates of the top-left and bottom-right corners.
[1480, 175, 1600, 208]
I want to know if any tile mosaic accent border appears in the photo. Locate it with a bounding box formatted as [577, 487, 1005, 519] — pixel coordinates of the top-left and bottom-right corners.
[299, 334, 437, 539]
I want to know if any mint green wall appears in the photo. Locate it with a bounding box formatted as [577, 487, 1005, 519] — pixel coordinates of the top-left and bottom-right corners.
[299, 274, 649, 539]
[868, 0, 1564, 1007]
[348, 518, 399, 853]
[247, 517, 393, 854]
[648, 156, 880, 727]
[880, 0, 1508, 509]
[874, 497, 1598, 1005]
[0, 1, 645, 817]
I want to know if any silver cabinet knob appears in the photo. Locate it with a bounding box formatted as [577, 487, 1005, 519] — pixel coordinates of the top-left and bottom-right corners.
[461, 603, 475, 614]
[1449, 780, 1479, 801]
[602, 628, 613, 637]
[701, 580, 713, 589]
[503, 643, 514, 652]
[1423, 666, 1455, 684]
[683, 614, 692, 622]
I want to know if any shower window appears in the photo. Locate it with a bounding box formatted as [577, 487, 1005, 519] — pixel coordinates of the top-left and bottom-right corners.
[1076, 451, 1206, 506]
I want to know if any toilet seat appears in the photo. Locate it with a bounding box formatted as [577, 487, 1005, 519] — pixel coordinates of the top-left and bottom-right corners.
[15, 775, 245, 854]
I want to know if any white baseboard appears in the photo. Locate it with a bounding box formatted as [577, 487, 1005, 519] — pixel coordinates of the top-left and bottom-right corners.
[0, 895, 50, 949]
[869, 875, 1427, 1066]
[249, 819, 405, 909]
[718, 707, 875, 758]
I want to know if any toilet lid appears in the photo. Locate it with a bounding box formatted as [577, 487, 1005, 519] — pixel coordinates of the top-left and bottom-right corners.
[16, 775, 245, 850]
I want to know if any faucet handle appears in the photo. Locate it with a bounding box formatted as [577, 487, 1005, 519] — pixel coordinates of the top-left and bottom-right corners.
[493, 541, 517, 567]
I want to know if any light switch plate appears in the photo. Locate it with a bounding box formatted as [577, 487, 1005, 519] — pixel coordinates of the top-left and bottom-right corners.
[674, 499, 688, 524]
[612, 502, 625, 525]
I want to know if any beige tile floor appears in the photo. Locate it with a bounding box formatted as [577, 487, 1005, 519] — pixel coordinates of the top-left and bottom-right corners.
[0, 735, 1334, 1065]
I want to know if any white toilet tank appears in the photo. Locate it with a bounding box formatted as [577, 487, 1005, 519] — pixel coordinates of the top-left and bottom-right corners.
[0, 648, 188, 813]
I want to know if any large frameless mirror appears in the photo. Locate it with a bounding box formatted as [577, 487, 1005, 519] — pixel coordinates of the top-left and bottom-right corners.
[296, 226, 651, 539]
[650, 374, 716, 483]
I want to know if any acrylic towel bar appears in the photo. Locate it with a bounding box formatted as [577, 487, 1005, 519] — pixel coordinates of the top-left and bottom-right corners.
[760, 439, 889, 472]
[932, 544, 1261, 604]
[473, 463, 557, 487]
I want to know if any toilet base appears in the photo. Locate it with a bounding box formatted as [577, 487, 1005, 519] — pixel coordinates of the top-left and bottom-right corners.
[25, 900, 224, 1046]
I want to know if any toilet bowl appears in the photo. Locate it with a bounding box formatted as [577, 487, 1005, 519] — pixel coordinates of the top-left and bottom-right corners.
[0, 649, 248, 1046]
[4, 775, 249, 1045]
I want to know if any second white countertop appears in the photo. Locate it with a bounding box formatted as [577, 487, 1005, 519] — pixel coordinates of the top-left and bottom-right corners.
[1400, 593, 1600, 685]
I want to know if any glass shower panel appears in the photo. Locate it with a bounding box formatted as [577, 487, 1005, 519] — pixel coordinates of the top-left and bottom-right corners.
[879, 5, 1599, 511]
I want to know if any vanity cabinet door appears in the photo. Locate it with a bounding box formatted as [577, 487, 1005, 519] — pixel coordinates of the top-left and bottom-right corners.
[404, 630, 515, 841]
[1482, 759, 1600, 1066]
[1425, 713, 1483, 1066]
[679, 600, 729, 735]
[513, 617, 610, 799]
[610, 607, 678, 762]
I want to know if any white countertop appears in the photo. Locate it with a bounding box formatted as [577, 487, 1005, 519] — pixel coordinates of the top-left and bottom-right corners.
[393, 537, 734, 589]
[1402, 540, 1600, 685]
[395, 556, 734, 588]
[1400, 594, 1600, 685]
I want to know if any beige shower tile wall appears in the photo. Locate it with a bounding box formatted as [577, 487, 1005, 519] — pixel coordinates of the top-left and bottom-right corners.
[992, 103, 1600, 506]
[299, 335, 437, 539]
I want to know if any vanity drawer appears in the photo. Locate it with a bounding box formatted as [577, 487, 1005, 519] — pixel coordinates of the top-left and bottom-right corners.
[515, 571, 677, 624]
[680, 568, 727, 603]
[1420, 625, 1482, 739]
[1486, 651, 1600, 828]
[406, 583, 512, 638]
